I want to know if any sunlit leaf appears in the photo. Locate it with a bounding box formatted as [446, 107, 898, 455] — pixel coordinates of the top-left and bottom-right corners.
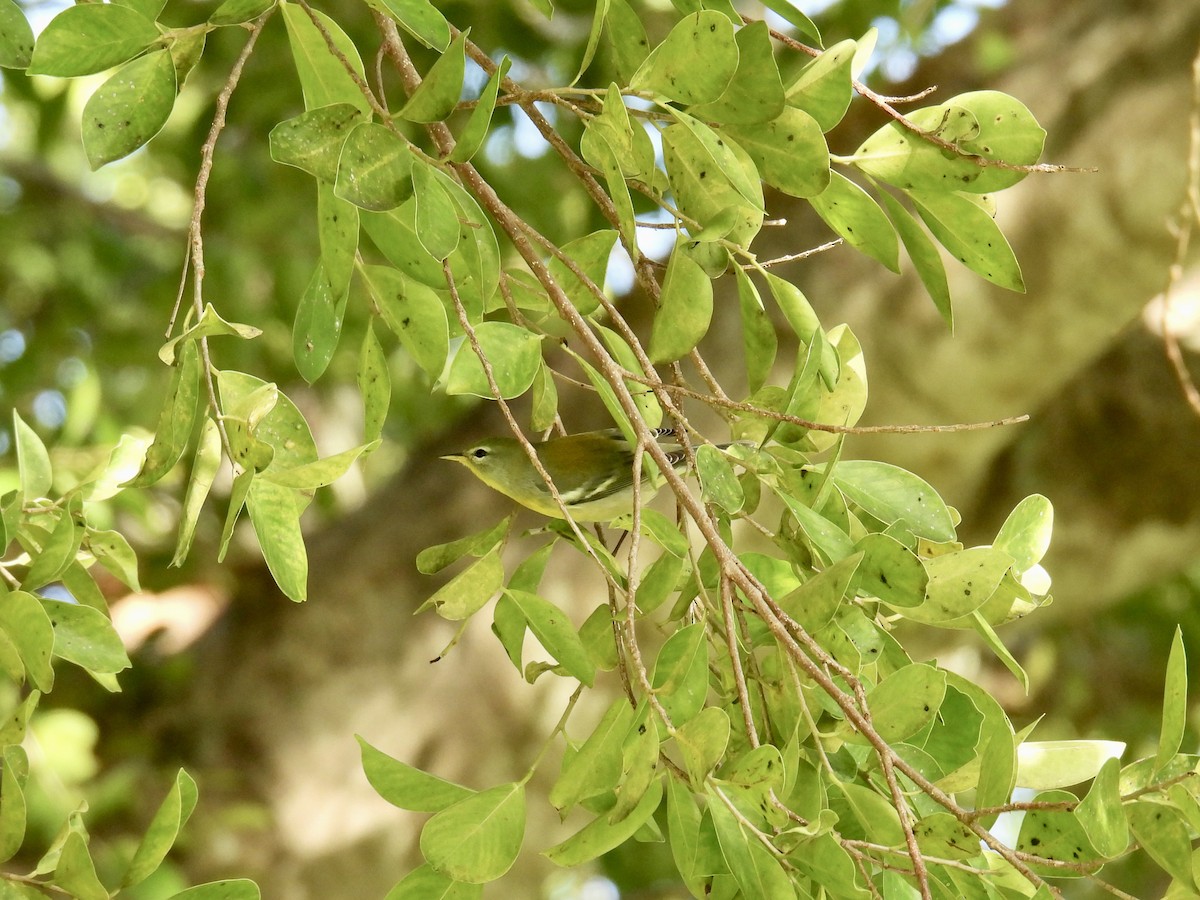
[399, 29, 467, 123]
[631, 11, 737, 105]
[445, 322, 542, 399]
[123, 770, 198, 888]
[29, 4, 159, 76]
[358, 736, 472, 812]
[421, 782, 525, 883]
[281, 3, 369, 112]
[909, 189, 1024, 291]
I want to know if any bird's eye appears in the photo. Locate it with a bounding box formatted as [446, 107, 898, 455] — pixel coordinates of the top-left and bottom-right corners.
[471, 447, 489, 459]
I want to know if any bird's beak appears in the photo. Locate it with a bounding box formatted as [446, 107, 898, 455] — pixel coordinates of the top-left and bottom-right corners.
[440, 452, 465, 463]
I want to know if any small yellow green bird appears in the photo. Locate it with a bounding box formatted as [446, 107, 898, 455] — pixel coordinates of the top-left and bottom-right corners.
[442, 428, 699, 522]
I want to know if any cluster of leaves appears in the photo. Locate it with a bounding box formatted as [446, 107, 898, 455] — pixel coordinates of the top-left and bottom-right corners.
[2, 0, 1199, 897]
[0, 414, 256, 896]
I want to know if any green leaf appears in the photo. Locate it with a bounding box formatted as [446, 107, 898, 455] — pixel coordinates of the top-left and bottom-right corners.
[631, 11, 737, 105]
[909, 189, 1024, 291]
[361, 265, 450, 379]
[994, 493, 1053, 572]
[209, 0, 275, 26]
[0, 746, 27, 863]
[440, 174, 501, 317]
[366, 0, 449, 51]
[420, 782, 525, 883]
[1129, 800, 1196, 887]
[42, 599, 130, 675]
[666, 778, 706, 892]
[81, 49, 177, 169]
[903, 547, 1011, 624]
[505, 590, 595, 686]
[707, 790, 795, 899]
[451, 56, 510, 164]
[595, 324, 661, 427]
[218, 469, 253, 563]
[784, 39, 855, 132]
[1157, 627, 1188, 773]
[491, 594, 525, 671]
[854, 91, 1045, 194]
[809, 171, 899, 272]
[123, 770, 198, 887]
[416, 517, 511, 575]
[616, 508, 688, 559]
[634, 553, 686, 616]
[172, 418, 222, 567]
[648, 248, 713, 363]
[877, 189, 953, 328]
[446, 322, 542, 400]
[357, 321, 391, 444]
[652, 623, 708, 727]
[168, 28, 204, 87]
[29, 4, 159, 76]
[158, 303, 261, 365]
[269, 103, 366, 182]
[281, 2, 370, 112]
[662, 123, 763, 248]
[260, 441, 378, 490]
[126, 339, 201, 488]
[668, 111, 763, 210]
[1075, 757, 1129, 858]
[420, 552, 503, 620]
[760, 0, 821, 43]
[603, 0, 648, 83]
[830, 459, 955, 541]
[0, 591, 54, 691]
[547, 230, 618, 317]
[868, 663, 946, 743]
[550, 697, 639, 810]
[292, 263, 343, 384]
[335, 122, 415, 211]
[246, 480, 308, 602]
[0, 691, 39, 748]
[570, 0, 609, 86]
[357, 736, 472, 812]
[167, 879, 261, 900]
[688, 21, 784, 125]
[696, 444, 743, 513]
[853, 532, 927, 608]
[724, 107, 829, 198]
[52, 831, 107, 900]
[412, 161, 461, 260]
[543, 776, 662, 866]
[22, 507, 81, 591]
[733, 267, 776, 393]
[776, 487, 855, 564]
[399, 29, 467, 123]
[675, 706, 730, 786]
[776, 553, 859, 634]
[0, 0, 34, 69]
[13, 412, 52, 498]
[319, 181, 357, 296]
[1016, 740, 1127, 790]
[116, 0, 166, 22]
[385, 864, 481, 900]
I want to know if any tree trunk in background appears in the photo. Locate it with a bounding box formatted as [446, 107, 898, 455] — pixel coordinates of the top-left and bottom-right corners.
[183, 0, 1200, 894]
[781, 0, 1200, 611]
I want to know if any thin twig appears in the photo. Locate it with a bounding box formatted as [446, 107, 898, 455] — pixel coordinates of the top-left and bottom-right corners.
[1160, 39, 1200, 414]
[178, 12, 270, 467]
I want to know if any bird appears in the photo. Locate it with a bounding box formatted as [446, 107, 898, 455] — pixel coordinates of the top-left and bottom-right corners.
[441, 427, 712, 522]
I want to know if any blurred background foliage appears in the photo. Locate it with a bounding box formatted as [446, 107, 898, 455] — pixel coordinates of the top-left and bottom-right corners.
[2, 0, 1200, 895]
